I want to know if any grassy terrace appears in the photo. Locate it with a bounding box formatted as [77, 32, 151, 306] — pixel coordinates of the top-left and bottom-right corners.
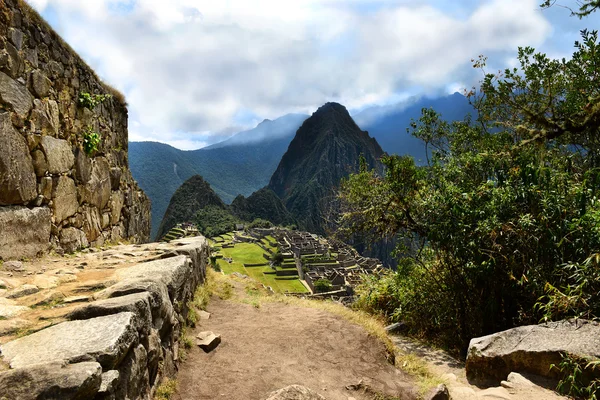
[212, 238, 309, 294]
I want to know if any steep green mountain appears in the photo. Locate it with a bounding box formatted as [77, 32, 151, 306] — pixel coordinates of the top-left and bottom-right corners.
[156, 175, 227, 240]
[268, 102, 385, 234]
[230, 188, 296, 227]
[129, 114, 307, 239]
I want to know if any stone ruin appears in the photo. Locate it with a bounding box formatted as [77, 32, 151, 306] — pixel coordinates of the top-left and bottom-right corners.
[0, 0, 151, 262]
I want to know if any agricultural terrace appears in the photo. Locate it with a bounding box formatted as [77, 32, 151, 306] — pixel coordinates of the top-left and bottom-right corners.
[210, 236, 309, 294]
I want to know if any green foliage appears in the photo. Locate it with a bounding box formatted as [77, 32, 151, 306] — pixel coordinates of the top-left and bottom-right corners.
[196, 205, 239, 238]
[314, 278, 333, 293]
[154, 378, 178, 400]
[78, 92, 111, 109]
[82, 126, 101, 155]
[341, 30, 600, 352]
[249, 218, 273, 229]
[541, 0, 600, 18]
[270, 250, 284, 266]
[552, 353, 600, 399]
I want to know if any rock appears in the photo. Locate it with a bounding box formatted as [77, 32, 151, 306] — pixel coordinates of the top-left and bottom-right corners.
[98, 370, 120, 396]
[9, 28, 24, 50]
[109, 191, 124, 225]
[0, 318, 31, 336]
[68, 292, 152, 335]
[33, 290, 65, 306]
[7, 284, 39, 299]
[110, 167, 122, 190]
[31, 69, 52, 97]
[2, 261, 24, 272]
[0, 112, 37, 205]
[115, 344, 149, 400]
[466, 319, 600, 383]
[116, 255, 192, 299]
[60, 227, 89, 253]
[0, 206, 51, 260]
[0, 71, 33, 118]
[506, 372, 535, 387]
[31, 149, 47, 177]
[40, 136, 74, 174]
[0, 298, 29, 318]
[0, 312, 138, 369]
[80, 157, 111, 209]
[63, 295, 90, 304]
[385, 322, 407, 333]
[95, 279, 175, 334]
[478, 387, 511, 399]
[264, 385, 326, 400]
[425, 384, 450, 400]
[52, 176, 78, 223]
[38, 176, 52, 199]
[199, 310, 211, 320]
[0, 361, 102, 400]
[196, 331, 221, 353]
[82, 205, 102, 242]
[74, 147, 92, 183]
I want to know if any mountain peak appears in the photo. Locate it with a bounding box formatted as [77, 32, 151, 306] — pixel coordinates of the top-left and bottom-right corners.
[313, 102, 349, 116]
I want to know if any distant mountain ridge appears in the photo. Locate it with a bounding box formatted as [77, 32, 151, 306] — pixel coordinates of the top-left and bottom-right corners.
[268, 102, 385, 235]
[129, 114, 307, 239]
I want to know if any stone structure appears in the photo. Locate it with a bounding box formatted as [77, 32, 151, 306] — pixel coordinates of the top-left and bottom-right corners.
[0, 236, 209, 399]
[0, 0, 150, 260]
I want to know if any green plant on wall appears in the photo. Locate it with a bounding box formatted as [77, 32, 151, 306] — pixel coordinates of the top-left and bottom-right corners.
[82, 126, 101, 155]
[78, 92, 111, 109]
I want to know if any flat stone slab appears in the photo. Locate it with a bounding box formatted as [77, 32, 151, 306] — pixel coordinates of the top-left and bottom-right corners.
[116, 255, 191, 296]
[0, 298, 29, 319]
[466, 319, 600, 382]
[0, 312, 137, 369]
[199, 310, 211, 320]
[6, 284, 39, 299]
[0, 361, 102, 400]
[196, 331, 221, 353]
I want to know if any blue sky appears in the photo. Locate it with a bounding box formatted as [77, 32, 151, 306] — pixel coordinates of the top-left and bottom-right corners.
[27, 0, 600, 149]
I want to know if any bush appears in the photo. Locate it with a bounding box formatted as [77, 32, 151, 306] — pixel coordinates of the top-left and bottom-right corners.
[314, 278, 333, 293]
[82, 126, 101, 155]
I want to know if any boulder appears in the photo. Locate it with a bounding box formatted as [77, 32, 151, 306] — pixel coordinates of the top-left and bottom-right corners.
[0, 206, 51, 260]
[264, 385, 326, 400]
[74, 147, 92, 183]
[0, 112, 37, 205]
[425, 384, 450, 400]
[40, 135, 74, 174]
[68, 292, 152, 335]
[7, 284, 39, 299]
[31, 69, 52, 98]
[0, 298, 29, 319]
[196, 331, 221, 353]
[82, 205, 102, 242]
[115, 344, 149, 400]
[0, 361, 102, 400]
[94, 279, 175, 335]
[116, 255, 192, 299]
[3, 261, 24, 272]
[466, 319, 600, 383]
[60, 227, 89, 253]
[80, 157, 111, 209]
[52, 176, 78, 223]
[98, 370, 120, 398]
[0, 312, 138, 369]
[0, 71, 33, 118]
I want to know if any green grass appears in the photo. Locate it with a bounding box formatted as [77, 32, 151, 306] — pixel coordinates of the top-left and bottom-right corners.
[218, 243, 309, 293]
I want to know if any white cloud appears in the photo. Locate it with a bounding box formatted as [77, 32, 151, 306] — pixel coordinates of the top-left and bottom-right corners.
[29, 0, 561, 149]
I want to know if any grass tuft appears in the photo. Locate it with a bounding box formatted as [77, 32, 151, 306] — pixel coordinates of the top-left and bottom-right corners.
[154, 377, 178, 400]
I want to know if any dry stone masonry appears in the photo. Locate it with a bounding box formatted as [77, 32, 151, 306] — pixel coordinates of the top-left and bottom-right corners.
[0, 236, 209, 400]
[0, 0, 150, 261]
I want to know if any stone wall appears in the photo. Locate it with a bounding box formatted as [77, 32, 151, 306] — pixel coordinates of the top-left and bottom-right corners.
[0, 0, 150, 260]
[0, 236, 209, 399]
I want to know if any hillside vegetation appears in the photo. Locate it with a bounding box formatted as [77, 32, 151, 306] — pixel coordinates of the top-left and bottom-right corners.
[340, 28, 600, 356]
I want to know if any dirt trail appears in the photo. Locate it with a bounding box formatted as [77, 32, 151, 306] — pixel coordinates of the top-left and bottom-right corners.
[176, 281, 417, 400]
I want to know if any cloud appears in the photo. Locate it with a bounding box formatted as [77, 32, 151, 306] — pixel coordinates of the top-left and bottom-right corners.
[28, 0, 584, 149]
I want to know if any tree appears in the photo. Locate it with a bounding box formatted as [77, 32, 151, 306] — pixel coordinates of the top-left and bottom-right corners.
[541, 0, 600, 18]
[314, 279, 333, 293]
[340, 30, 600, 352]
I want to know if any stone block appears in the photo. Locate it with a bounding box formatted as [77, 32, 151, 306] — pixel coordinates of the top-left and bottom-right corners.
[52, 176, 78, 223]
[0, 206, 51, 260]
[0, 113, 37, 205]
[0, 362, 102, 400]
[0, 71, 32, 117]
[80, 157, 111, 209]
[31, 69, 52, 97]
[196, 331, 221, 353]
[40, 135, 74, 174]
[60, 227, 89, 253]
[0, 312, 138, 369]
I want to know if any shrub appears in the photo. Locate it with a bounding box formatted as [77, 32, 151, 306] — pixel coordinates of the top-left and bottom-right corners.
[79, 92, 111, 109]
[82, 126, 101, 155]
[314, 278, 333, 293]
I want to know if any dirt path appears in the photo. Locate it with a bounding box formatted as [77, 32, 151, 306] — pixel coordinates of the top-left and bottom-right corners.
[176, 283, 417, 400]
